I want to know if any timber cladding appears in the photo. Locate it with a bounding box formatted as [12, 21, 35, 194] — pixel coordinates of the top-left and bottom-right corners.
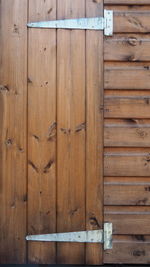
[104, 0, 150, 265]
[0, 0, 150, 265]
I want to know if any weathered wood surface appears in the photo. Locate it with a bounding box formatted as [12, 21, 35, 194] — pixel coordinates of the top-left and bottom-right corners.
[27, 0, 104, 264]
[105, 177, 150, 206]
[105, 6, 150, 33]
[104, 95, 150, 118]
[104, 235, 150, 264]
[105, 119, 150, 147]
[28, 0, 57, 264]
[105, 206, 150, 235]
[105, 63, 150, 90]
[0, 0, 27, 263]
[86, 0, 103, 265]
[105, 0, 150, 4]
[1, 0, 150, 264]
[57, 0, 86, 264]
[104, 148, 150, 177]
[104, 34, 150, 62]
[104, 1, 150, 265]
[104, 91, 150, 118]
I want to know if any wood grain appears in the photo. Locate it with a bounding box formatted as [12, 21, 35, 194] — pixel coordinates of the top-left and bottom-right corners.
[104, 91, 150, 118]
[105, 6, 150, 33]
[1, 0, 150, 264]
[86, 0, 103, 265]
[104, 34, 150, 62]
[104, 235, 150, 264]
[57, 0, 86, 264]
[105, 0, 150, 4]
[105, 206, 150, 235]
[105, 119, 150, 147]
[104, 148, 150, 177]
[105, 63, 150, 90]
[28, 0, 57, 264]
[0, 0, 27, 263]
[105, 177, 150, 206]
[104, 2, 150, 265]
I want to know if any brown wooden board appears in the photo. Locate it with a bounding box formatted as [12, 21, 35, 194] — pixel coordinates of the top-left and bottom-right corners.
[105, 0, 150, 4]
[0, 0, 27, 263]
[104, 119, 150, 147]
[104, 148, 150, 177]
[104, 91, 150, 118]
[86, 0, 103, 265]
[105, 6, 150, 33]
[28, 0, 57, 264]
[105, 63, 150, 90]
[104, 235, 150, 264]
[105, 206, 150, 235]
[104, 177, 150, 206]
[104, 34, 150, 62]
[57, 0, 86, 264]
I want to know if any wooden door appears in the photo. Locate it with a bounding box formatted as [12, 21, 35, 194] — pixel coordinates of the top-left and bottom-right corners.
[1, 0, 150, 265]
[27, 0, 103, 264]
[0, 0, 103, 264]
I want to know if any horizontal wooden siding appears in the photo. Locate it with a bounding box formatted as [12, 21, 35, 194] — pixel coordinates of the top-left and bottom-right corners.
[104, 2, 150, 264]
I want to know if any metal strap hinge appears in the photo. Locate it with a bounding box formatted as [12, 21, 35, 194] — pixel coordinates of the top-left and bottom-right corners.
[27, 10, 113, 36]
[26, 222, 112, 250]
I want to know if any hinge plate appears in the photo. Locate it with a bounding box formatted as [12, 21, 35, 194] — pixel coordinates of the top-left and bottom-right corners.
[26, 230, 103, 243]
[27, 10, 113, 36]
[104, 222, 113, 250]
[104, 10, 113, 36]
[26, 223, 112, 250]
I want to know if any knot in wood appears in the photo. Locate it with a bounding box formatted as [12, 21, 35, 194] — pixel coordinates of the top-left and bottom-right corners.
[5, 139, 13, 146]
[128, 37, 138, 46]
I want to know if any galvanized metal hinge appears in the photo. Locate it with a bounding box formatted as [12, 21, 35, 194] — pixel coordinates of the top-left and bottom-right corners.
[27, 10, 113, 36]
[26, 222, 112, 250]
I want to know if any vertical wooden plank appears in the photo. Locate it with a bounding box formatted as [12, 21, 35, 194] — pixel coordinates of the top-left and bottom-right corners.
[28, 0, 56, 264]
[0, 0, 27, 263]
[57, 0, 86, 264]
[86, 0, 104, 265]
